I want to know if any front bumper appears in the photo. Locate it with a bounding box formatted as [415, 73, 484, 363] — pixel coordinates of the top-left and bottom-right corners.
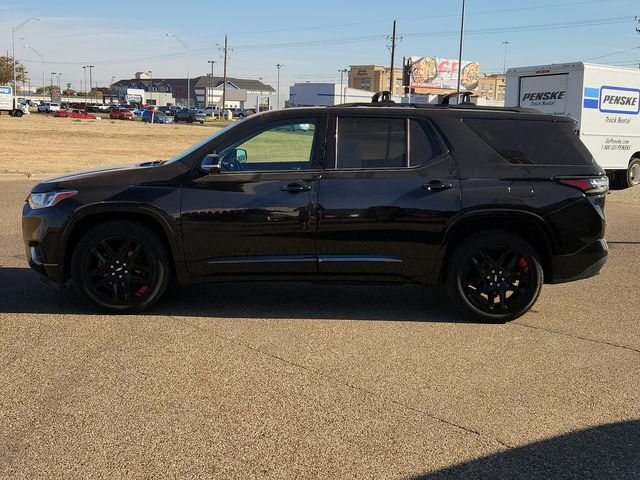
[550, 238, 608, 284]
[22, 203, 66, 284]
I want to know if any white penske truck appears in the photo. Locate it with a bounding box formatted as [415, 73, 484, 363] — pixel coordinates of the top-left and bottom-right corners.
[505, 62, 640, 188]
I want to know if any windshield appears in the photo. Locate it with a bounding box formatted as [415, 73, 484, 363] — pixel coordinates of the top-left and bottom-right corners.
[166, 120, 243, 164]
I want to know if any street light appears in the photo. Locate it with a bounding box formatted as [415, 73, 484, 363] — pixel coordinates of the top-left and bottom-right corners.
[25, 43, 44, 99]
[276, 64, 284, 109]
[11, 17, 40, 101]
[50, 72, 56, 98]
[83, 66, 88, 104]
[338, 68, 348, 104]
[456, 0, 466, 96]
[502, 41, 511, 74]
[207, 60, 216, 108]
[166, 33, 190, 107]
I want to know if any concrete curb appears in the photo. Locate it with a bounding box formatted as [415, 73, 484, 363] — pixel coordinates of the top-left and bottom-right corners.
[0, 173, 63, 182]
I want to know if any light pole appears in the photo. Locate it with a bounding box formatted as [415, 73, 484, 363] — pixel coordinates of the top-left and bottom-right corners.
[502, 41, 510, 74]
[147, 70, 153, 105]
[11, 17, 40, 101]
[338, 68, 348, 104]
[57, 73, 62, 90]
[83, 66, 88, 104]
[276, 64, 283, 109]
[50, 72, 56, 99]
[166, 33, 190, 107]
[25, 44, 44, 99]
[88, 65, 95, 101]
[456, 0, 466, 96]
[207, 60, 216, 108]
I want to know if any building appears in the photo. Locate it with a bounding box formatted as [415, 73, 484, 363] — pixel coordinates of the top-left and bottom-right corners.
[194, 76, 275, 110]
[111, 72, 275, 108]
[289, 83, 401, 107]
[348, 65, 403, 97]
[477, 74, 506, 101]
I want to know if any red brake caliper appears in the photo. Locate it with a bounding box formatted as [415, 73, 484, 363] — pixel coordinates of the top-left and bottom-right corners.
[134, 285, 149, 297]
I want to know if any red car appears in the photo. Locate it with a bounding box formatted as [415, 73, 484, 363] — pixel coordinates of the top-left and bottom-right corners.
[55, 109, 97, 119]
[110, 108, 134, 120]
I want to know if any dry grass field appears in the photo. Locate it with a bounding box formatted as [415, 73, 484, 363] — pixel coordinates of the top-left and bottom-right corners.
[0, 114, 224, 175]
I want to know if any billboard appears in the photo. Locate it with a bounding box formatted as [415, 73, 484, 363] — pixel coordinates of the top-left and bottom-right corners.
[409, 57, 480, 90]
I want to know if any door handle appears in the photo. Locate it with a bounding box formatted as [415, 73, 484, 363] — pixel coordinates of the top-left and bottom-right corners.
[422, 180, 453, 192]
[281, 183, 312, 193]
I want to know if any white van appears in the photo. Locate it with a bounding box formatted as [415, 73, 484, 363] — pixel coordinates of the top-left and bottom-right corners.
[505, 62, 640, 187]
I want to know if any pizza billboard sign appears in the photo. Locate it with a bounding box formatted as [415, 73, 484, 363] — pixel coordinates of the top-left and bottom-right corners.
[409, 57, 480, 90]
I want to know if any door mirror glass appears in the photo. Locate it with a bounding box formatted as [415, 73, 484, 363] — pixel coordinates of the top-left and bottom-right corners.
[201, 153, 221, 174]
[235, 148, 248, 163]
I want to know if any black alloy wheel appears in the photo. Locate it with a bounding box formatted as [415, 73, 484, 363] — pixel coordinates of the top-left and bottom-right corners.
[446, 231, 543, 322]
[72, 221, 170, 312]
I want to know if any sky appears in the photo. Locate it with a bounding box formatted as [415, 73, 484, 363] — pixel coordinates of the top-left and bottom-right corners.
[1, 0, 639, 91]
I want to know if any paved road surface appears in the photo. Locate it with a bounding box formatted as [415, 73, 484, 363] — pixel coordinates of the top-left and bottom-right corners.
[1, 179, 639, 479]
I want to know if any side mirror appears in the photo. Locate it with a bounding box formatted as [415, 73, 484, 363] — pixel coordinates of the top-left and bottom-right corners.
[235, 148, 248, 163]
[201, 153, 222, 174]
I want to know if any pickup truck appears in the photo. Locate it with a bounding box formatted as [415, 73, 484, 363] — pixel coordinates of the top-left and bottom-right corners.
[173, 108, 206, 124]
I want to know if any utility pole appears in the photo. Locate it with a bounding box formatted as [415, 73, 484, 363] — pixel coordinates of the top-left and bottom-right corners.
[388, 20, 397, 94]
[11, 17, 40, 103]
[338, 68, 347, 104]
[222, 36, 228, 114]
[88, 65, 94, 101]
[502, 41, 510, 74]
[276, 63, 283, 109]
[456, 0, 466, 95]
[207, 60, 216, 108]
[83, 66, 87, 104]
[57, 73, 61, 90]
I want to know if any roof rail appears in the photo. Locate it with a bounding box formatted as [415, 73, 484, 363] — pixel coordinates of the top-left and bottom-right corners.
[371, 91, 394, 103]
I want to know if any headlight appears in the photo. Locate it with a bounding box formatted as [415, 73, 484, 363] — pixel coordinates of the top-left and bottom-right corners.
[28, 190, 78, 209]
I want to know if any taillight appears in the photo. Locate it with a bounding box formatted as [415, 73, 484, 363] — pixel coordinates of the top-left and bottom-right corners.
[556, 176, 609, 195]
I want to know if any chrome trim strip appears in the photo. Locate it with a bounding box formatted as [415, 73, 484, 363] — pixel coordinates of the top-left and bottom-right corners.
[318, 255, 403, 263]
[207, 255, 317, 265]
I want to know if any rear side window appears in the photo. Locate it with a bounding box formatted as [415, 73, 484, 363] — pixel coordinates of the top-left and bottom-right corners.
[464, 118, 591, 165]
[337, 118, 406, 169]
[410, 120, 442, 166]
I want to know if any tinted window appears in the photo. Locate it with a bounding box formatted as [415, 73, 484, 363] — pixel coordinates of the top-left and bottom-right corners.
[410, 120, 442, 166]
[218, 121, 317, 172]
[337, 118, 407, 169]
[464, 118, 591, 165]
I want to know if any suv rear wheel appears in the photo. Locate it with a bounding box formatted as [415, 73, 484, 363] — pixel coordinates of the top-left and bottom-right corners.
[446, 230, 543, 323]
[71, 220, 170, 312]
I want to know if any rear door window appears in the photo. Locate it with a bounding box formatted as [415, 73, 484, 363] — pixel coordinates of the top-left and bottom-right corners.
[464, 118, 592, 165]
[410, 120, 443, 166]
[337, 117, 407, 169]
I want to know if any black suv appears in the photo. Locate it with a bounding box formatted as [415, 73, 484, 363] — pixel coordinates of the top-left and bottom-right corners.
[22, 96, 608, 321]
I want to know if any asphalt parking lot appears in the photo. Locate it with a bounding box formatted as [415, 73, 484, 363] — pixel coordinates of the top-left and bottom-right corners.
[0, 179, 639, 479]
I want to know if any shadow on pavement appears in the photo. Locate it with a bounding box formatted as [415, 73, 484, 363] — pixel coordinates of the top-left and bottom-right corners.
[0, 266, 467, 323]
[410, 420, 640, 480]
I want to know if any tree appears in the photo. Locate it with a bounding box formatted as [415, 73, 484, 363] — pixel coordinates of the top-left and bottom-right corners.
[36, 86, 51, 95]
[0, 56, 26, 86]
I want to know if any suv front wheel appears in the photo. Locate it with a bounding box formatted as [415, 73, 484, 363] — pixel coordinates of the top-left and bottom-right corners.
[71, 220, 170, 312]
[446, 230, 543, 323]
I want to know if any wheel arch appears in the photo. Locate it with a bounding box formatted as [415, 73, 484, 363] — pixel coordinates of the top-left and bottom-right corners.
[61, 206, 181, 282]
[440, 210, 557, 284]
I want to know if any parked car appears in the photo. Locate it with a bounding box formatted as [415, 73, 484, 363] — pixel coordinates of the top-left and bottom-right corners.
[37, 102, 60, 113]
[131, 108, 146, 117]
[202, 105, 221, 117]
[54, 109, 97, 119]
[110, 108, 134, 120]
[174, 108, 206, 124]
[22, 93, 609, 320]
[223, 107, 247, 118]
[141, 110, 173, 124]
[29, 99, 41, 107]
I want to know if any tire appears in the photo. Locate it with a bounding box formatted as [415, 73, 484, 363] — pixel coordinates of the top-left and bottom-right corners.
[174, 116, 179, 123]
[624, 157, 640, 188]
[71, 220, 170, 313]
[14, 110, 23, 117]
[445, 230, 543, 323]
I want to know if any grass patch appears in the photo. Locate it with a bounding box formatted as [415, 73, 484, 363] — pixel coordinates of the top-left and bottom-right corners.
[240, 129, 315, 162]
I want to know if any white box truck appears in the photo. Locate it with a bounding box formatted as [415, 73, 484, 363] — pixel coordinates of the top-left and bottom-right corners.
[505, 62, 640, 188]
[0, 85, 28, 117]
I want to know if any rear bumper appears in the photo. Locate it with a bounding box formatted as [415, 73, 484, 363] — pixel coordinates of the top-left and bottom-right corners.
[550, 238, 608, 284]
